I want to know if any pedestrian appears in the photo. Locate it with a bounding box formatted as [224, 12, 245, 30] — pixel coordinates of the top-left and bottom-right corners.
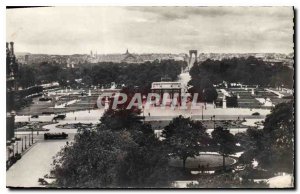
[201, 165, 205, 173]
[75, 117, 77, 121]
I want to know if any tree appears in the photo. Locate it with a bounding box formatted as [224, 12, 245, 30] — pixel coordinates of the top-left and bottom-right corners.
[82, 75, 93, 87]
[203, 87, 218, 103]
[36, 62, 61, 83]
[225, 96, 238, 107]
[52, 128, 135, 188]
[52, 89, 180, 188]
[24, 59, 185, 92]
[239, 101, 294, 173]
[188, 76, 218, 102]
[162, 115, 209, 169]
[211, 126, 236, 171]
[237, 128, 264, 167]
[189, 57, 293, 89]
[116, 130, 175, 187]
[100, 87, 142, 131]
[258, 101, 294, 172]
[100, 108, 142, 131]
[52, 125, 176, 188]
[187, 173, 268, 188]
[17, 65, 36, 88]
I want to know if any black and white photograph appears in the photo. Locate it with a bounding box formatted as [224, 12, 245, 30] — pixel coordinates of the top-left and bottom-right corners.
[5, 6, 295, 189]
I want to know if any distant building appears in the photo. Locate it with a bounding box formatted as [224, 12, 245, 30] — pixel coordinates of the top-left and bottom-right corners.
[121, 49, 143, 63]
[151, 81, 182, 105]
[6, 42, 18, 140]
[24, 54, 29, 64]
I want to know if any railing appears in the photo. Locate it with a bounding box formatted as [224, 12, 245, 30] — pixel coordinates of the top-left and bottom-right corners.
[6, 131, 39, 170]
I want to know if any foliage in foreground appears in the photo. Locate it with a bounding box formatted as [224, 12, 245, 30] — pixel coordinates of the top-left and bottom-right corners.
[52, 103, 180, 188]
[51, 100, 294, 188]
[187, 173, 268, 188]
[240, 101, 294, 173]
[211, 127, 236, 171]
[162, 116, 210, 169]
[52, 126, 177, 188]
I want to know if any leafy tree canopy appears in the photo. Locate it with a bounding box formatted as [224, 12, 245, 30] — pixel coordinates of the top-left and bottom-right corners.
[162, 115, 210, 169]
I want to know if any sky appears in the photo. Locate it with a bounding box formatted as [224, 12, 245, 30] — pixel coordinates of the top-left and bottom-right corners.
[6, 6, 294, 55]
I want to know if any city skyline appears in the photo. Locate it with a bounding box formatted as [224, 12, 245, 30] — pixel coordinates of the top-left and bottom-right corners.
[12, 50, 295, 56]
[7, 6, 294, 55]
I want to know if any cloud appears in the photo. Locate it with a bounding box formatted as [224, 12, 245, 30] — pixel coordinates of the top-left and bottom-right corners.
[127, 6, 293, 21]
[6, 6, 294, 54]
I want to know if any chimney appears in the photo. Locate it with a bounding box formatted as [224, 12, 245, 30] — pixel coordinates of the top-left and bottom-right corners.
[6, 42, 9, 55]
[10, 42, 14, 55]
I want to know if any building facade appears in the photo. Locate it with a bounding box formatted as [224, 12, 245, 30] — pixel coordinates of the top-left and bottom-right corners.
[6, 42, 18, 140]
[151, 81, 182, 105]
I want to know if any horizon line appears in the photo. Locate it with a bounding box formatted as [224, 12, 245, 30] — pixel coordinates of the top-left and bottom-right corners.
[15, 51, 294, 56]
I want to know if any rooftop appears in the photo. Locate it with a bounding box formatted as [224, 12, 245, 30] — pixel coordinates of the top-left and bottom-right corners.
[151, 82, 182, 89]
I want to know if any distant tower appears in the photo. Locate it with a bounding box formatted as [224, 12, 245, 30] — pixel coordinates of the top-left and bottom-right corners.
[188, 50, 198, 63]
[125, 49, 129, 55]
[67, 58, 70, 68]
[90, 50, 93, 57]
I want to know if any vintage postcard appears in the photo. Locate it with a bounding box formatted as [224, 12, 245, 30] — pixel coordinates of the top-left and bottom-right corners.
[6, 6, 294, 188]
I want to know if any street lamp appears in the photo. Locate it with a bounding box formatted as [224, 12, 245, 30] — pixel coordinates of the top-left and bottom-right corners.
[25, 136, 27, 149]
[88, 90, 91, 113]
[21, 137, 24, 152]
[12, 144, 15, 157]
[202, 105, 204, 120]
[142, 105, 145, 124]
[31, 127, 34, 144]
[213, 115, 216, 130]
[16, 141, 18, 154]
